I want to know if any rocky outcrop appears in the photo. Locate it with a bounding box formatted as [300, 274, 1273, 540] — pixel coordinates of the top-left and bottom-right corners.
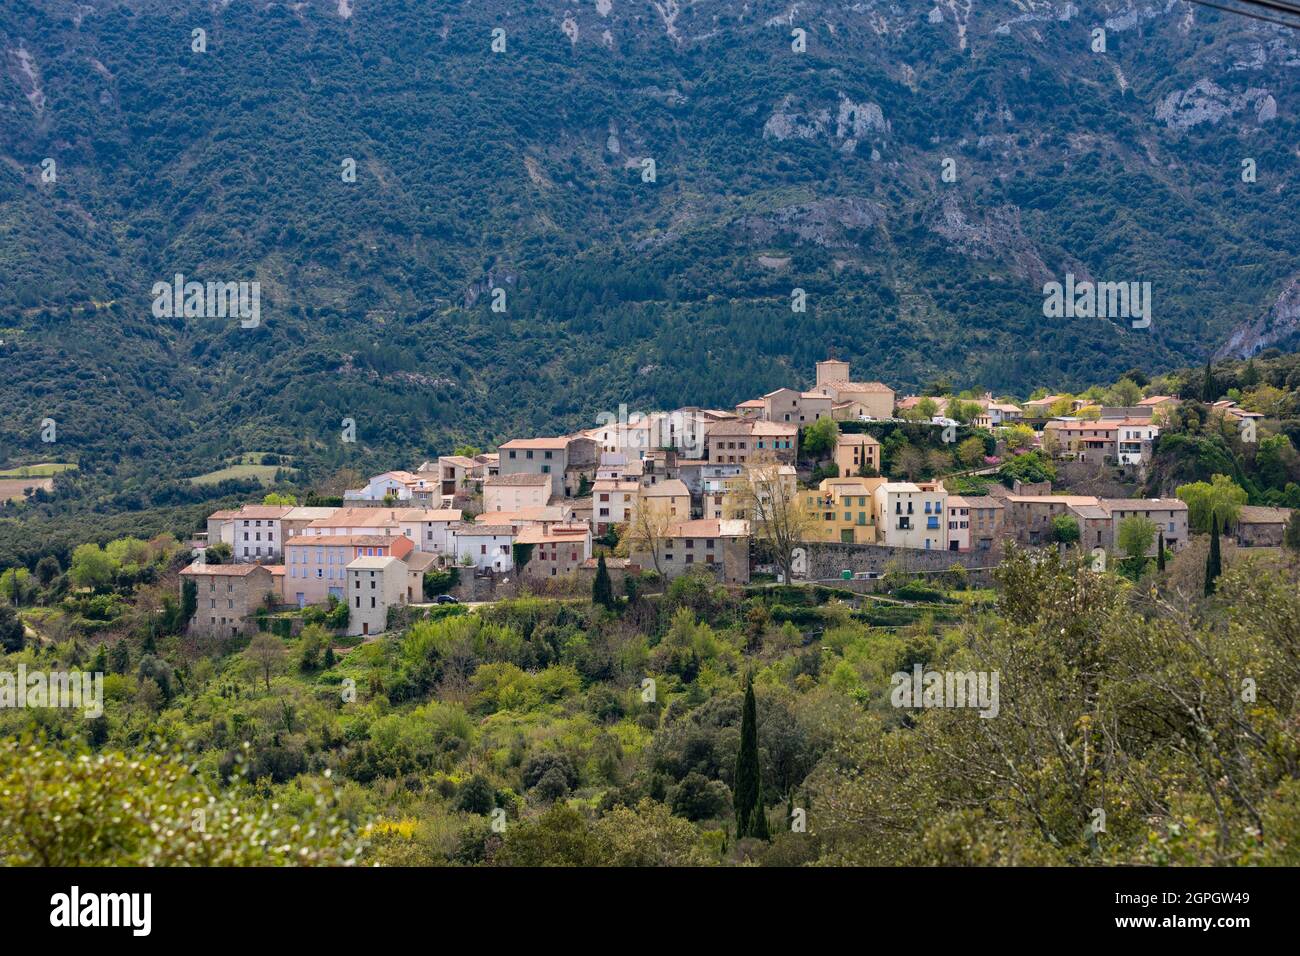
[739, 196, 882, 248]
[763, 93, 889, 153]
[1154, 79, 1275, 129]
[930, 198, 1051, 285]
[1216, 275, 1300, 359]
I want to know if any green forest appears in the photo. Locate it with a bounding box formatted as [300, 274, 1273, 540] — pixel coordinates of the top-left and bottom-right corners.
[3, 1, 1300, 567]
[3, 535, 1299, 866]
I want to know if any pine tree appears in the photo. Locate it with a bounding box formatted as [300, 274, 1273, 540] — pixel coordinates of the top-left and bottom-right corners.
[592, 553, 614, 609]
[1156, 531, 1166, 572]
[1242, 358, 1261, 389]
[734, 674, 770, 840]
[109, 640, 130, 674]
[1205, 515, 1222, 596]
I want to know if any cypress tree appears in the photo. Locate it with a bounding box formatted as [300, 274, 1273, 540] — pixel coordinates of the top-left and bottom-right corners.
[1156, 531, 1166, 572]
[734, 674, 769, 840]
[592, 553, 614, 609]
[180, 578, 197, 627]
[1202, 359, 1215, 403]
[1205, 515, 1222, 596]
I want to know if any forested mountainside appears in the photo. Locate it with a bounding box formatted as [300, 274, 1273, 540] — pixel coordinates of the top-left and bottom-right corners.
[2, 0, 1298, 529]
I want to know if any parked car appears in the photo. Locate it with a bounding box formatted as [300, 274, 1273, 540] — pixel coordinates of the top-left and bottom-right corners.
[434, 594, 459, 604]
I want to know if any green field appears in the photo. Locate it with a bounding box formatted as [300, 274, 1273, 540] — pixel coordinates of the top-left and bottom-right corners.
[0, 462, 77, 478]
[189, 464, 284, 486]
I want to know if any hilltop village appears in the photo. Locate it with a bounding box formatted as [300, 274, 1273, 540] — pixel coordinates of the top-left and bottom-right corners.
[185, 358, 1290, 638]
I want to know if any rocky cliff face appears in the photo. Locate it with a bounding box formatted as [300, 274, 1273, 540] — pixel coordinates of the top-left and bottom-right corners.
[1218, 276, 1300, 359]
[1, 0, 1298, 475]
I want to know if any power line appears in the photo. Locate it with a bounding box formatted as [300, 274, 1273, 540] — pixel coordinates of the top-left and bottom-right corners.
[1181, 0, 1300, 30]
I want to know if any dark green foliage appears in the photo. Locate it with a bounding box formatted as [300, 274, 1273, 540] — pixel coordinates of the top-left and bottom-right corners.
[456, 774, 497, 815]
[1050, 515, 1080, 545]
[180, 578, 197, 628]
[734, 675, 769, 841]
[1205, 515, 1222, 596]
[2, 5, 1296, 570]
[423, 566, 459, 598]
[34, 556, 60, 587]
[998, 451, 1056, 488]
[592, 554, 615, 610]
[0, 604, 23, 652]
[1286, 511, 1300, 553]
[511, 543, 534, 573]
[108, 640, 130, 674]
[672, 772, 731, 822]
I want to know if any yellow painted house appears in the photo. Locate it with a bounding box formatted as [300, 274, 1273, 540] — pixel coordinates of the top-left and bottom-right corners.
[802, 477, 885, 544]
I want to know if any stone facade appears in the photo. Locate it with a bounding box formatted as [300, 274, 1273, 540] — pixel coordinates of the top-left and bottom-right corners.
[181, 563, 280, 638]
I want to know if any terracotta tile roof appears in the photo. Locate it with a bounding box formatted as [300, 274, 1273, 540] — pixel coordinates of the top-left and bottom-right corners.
[307, 508, 404, 528]
[1098, 498, 1188, 513]
[593, 479, 640, 492]
[475, 506, 570, 524]
[641, 479, 690, 497]
[516, 524, 591, 545]
[403, 551, 439, 572]
[837, 433, 881, 446]
[1047, 421, 1118, 432]
[500, 437, 571, 450]
[219, 505, 294, 520]
[1004, 494, 1101, 507]
[281, 507, 340, 521]
[449, 523, 517, 536]
[285, 534, 398, 547]
[180, 562, 273, 577]
[347, 555, 400, 571]
[946, 495, 1004, 509]
[708, 420, 798, 437]
[819, 380, 894, 394]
